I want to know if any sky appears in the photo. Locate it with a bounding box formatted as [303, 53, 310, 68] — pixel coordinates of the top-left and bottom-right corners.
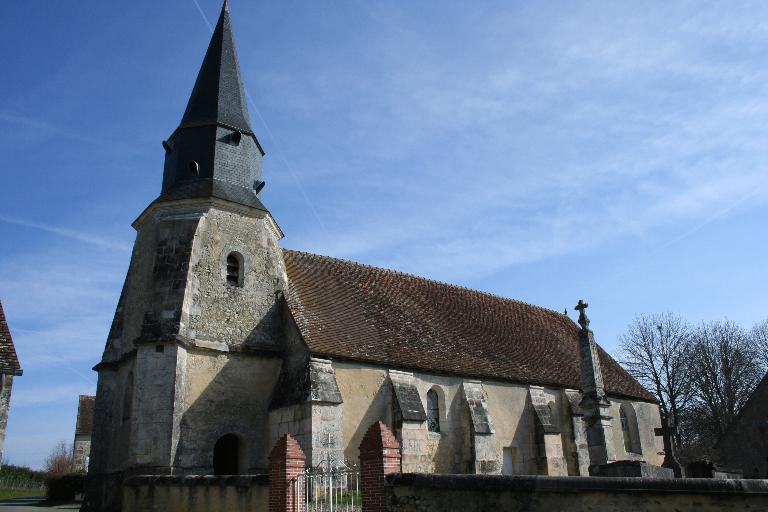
[1, 1, 767, 469]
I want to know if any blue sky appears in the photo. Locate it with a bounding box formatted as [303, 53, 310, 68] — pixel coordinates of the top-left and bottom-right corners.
[1, 1, 767, 469]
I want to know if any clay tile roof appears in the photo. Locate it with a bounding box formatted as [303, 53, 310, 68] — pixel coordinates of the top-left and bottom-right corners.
[75, 395, 96, 435]
[0, 300, 22, 374]
[283, 250, 654, 402]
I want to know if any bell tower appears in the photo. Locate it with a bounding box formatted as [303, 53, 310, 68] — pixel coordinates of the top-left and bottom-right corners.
[85, 3, 288, 510]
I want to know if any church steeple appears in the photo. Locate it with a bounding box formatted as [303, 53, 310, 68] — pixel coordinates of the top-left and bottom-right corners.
[180, 0, 253, 135]
[158, 0, 267, 211]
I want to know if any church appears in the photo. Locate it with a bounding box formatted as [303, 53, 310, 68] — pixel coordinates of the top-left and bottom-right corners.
[86, 3, 664, 511]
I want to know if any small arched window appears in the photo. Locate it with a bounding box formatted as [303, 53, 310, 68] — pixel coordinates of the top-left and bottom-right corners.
[226, 252, 242, 287]
[427, 389, 440, 433]
[620, 403, 641, 454]
[213, 434, 242, 475]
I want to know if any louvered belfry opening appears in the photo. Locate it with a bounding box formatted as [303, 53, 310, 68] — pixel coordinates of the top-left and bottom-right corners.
[226, 253, 241, 287]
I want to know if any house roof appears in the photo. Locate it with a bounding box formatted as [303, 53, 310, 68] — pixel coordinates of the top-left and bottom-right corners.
[0, 300, 22, 374]
[75, 395, 96, 436]
[715, 371, 768, 449]
[283, 249, 655, 402]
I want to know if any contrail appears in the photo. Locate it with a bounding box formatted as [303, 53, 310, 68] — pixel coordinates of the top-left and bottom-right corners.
[0, 214, 131, 252]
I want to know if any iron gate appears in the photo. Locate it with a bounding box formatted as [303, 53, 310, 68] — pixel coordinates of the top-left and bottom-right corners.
[291, 461, 361, 512]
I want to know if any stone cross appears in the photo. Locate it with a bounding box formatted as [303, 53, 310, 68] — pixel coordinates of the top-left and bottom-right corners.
[574, 300, 590, 329]
[654, 413, 683, 477]
[321, 432, 340, 469]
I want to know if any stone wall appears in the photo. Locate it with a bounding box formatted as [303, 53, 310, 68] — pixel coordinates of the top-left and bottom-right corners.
[122, 475, 268, 512]
[174, 349, 282, 473]
[385, 473, 768, 512]
[182, 205, 287, 351]
[74, 434, 91, 473]
[0, 374, 14, 465]
[333, 360, 663, 475]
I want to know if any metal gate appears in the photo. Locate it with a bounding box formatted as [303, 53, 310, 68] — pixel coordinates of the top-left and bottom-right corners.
[291, 461, 361, 512]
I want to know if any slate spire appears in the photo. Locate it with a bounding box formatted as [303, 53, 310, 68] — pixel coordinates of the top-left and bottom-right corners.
[180, 0, 253, 135]
[157, 1, 268, 212]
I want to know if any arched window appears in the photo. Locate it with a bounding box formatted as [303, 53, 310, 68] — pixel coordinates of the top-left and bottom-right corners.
[620, 403, 641, 454]
[213, 434, 242, 475]
[122, 371, 133, 422]
[226, 252, 243, 287]
[427, 389, 440, 433]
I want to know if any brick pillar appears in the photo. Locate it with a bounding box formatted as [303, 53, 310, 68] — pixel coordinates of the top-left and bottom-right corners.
[269, 434, 306, 512]
[359, 421, 401, 512]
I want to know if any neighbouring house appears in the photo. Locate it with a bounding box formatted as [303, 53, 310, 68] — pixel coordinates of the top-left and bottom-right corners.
[74, 395, 95, 473]
[716, 371, 768, 478]
[84, 3, 664, 511]
[0, 299, 23, 467]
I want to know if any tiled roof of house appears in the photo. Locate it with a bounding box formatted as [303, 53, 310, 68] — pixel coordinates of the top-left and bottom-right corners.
[75, 395, 96, 436]
[283, 250, 655, 402]
[0, 300, 21, 374]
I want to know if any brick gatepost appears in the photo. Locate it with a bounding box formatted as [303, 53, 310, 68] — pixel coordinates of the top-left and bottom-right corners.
[359, 421, 402, 512]
[269, 434, 306, 512]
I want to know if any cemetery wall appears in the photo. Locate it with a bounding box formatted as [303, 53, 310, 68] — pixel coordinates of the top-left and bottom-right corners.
[385, 473, 768, 512]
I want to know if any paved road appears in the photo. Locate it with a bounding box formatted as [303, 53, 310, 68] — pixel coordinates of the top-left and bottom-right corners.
[0, 498, 79, 511]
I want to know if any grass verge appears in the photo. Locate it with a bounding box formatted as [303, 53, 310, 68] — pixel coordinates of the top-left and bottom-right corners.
[0, 488, 46, 500]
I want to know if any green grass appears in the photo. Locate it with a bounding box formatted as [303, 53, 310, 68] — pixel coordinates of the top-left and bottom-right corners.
[0, 488, 46, 500]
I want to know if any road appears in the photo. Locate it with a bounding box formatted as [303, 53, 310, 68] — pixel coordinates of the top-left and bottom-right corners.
[0, 498, 79, 511]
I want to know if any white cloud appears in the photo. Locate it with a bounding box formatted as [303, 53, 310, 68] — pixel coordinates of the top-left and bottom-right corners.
[262, 2, 768, 282]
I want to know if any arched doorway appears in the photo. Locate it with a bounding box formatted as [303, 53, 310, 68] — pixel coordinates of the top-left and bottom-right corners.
[213, 434, 241, 475]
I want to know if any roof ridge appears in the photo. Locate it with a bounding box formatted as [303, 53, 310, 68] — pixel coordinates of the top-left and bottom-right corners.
[282, 248, 574, 322]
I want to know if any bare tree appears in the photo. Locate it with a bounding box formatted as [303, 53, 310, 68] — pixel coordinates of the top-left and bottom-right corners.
[618, 312, 693, 446]
[687, 320, 763, 454]
[750, 318, 768, 371]
[44, 441, 74, 477]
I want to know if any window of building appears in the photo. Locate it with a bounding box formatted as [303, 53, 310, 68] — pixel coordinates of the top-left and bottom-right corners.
[226, 252, 243, 287]
[620, 403, 642, 454]
[213, 434, 242, 475]
[427, 389, 440, 433]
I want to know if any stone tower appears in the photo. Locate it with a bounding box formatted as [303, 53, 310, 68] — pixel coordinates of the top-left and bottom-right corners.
[85, 3, 289, 510]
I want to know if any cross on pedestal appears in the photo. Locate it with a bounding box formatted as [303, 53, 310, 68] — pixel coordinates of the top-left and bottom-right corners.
[654, 413, 682, 477]
[574, 299, 590, 329]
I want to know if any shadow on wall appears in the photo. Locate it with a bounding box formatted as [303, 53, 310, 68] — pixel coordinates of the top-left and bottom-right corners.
[172, 298, 288, 473]
[172, 349, 282, 474]
[346, 377, 393, 464]
[434, 390, 463, 473]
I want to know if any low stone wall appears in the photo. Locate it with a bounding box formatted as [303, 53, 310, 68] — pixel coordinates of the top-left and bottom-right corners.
[386, 474, 768, 512]
[123, 475, 269, 512]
